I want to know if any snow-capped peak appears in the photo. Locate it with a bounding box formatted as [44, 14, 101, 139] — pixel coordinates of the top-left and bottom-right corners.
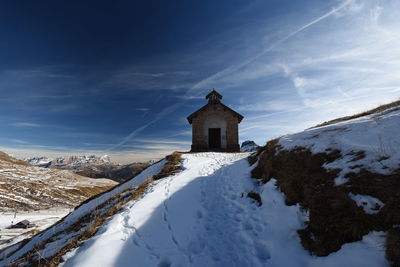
[241, 140, 260, 152]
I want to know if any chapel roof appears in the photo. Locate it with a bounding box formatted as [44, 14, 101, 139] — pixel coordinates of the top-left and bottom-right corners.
[187, 90, 244, 124]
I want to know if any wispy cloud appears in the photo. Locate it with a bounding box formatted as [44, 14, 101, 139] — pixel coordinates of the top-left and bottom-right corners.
[27, 94, 74, 99]
[105, 70, 192, 91]
[9, 122, 42, 128]
[190, 0, 352, 90]
[6, 139, 30, 144]
[136, 108, 150, 117]
[1, 66, 74, 80]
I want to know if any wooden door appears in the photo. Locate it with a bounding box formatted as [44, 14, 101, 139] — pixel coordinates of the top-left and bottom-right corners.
[208, 128, 221, 149]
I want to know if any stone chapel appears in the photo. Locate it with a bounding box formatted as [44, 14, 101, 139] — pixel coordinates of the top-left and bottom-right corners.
[187, 90, 243, 152]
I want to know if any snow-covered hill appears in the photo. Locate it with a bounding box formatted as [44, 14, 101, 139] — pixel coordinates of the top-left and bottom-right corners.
[0, 152, 389, 266]
[279, 106, 400, 181]
[1, 102, 399, 266]
[251, 103, 400, 266]
[60, 153, 386, 267]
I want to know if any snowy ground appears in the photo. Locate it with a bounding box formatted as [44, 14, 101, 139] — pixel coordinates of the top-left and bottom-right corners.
[0, 208, 70, 250]
[61, 153, 388, 267]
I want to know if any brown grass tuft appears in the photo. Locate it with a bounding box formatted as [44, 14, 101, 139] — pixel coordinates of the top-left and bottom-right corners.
[346, 150, 366, 162]
[247, 153, 258, 166]
[246, 192, 262, 206]
[153, 152, 182, 180]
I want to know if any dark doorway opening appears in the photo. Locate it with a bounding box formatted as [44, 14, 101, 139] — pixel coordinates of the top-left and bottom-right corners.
[208, 128, 221, 149]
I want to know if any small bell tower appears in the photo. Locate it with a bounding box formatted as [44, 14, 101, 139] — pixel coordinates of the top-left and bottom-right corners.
[206, 89, 223, 103]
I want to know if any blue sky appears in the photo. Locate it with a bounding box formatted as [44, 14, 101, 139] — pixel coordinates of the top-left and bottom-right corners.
[0, 0, 399, 163]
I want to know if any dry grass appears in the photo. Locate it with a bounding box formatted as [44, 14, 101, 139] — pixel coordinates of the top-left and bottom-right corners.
[346, 150, 366, 162]
[251, 140, 400, 263]
[153, 152, 182, 180]
[313, 100, 400, 128]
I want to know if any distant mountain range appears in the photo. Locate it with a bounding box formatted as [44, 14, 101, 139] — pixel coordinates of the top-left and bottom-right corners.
[25, 155, 151, 183]
[26, 154, 111, 168]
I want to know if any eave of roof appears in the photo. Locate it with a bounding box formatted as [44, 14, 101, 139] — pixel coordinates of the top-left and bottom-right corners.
[187, 102, 244, 124]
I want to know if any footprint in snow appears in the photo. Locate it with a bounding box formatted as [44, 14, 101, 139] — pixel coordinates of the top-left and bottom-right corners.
[200, 191, 206, 202]
[132, 237, 140, 246]
[145, 243, 154, 251]
[254, 240, 271, 261]
[254, 223, 264, 233]
[195, 210, 203, 219]
[187, 239, 205, 254]
[171, 236, 179, 245]
[158, 259, 171, 267]
[209, 246, 221, 261]
[242, 221, 253, 231]
[234, 214, 242, 222]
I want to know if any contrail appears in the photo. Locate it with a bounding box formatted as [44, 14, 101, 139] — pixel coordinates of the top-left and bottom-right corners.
[108, 0, 351, 151]
[192, 0, 352, 90]
[107, 102, 184, 151]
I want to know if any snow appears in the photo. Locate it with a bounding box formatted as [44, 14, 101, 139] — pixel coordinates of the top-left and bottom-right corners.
[0, 208, 70, 250]
[349, 193, 384, 214]
[59, 153, 388, 267]
[279, 108, 400, 182]
[25, 157, 52, 167]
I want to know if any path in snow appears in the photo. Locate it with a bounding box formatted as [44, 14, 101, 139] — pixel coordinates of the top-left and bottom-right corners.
[61, 153, 388, 267]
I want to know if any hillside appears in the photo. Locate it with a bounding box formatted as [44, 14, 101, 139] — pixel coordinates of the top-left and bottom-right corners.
[26, 155, 151, 183]
[70, 162, 151, 183]
[1, 102, 399, 266]
[251, 101, 400, 266]
[0, 152, 117, 212]
[0, 151, 117, 251]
